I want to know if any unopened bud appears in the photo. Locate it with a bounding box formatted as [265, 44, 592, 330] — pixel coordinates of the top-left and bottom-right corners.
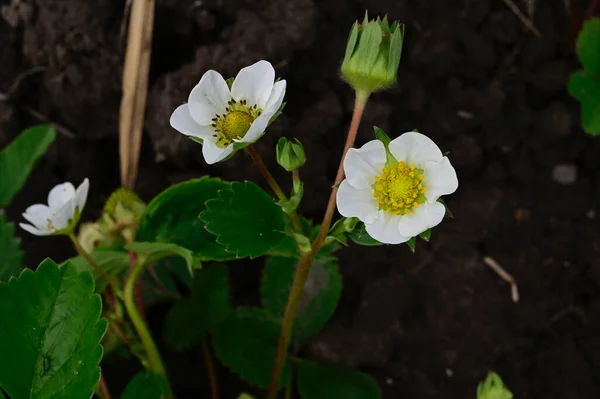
[276, 137, 306, 172]
[477, 372, 513, 399]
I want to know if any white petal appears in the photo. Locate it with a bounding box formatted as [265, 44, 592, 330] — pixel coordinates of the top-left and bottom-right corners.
[237, 112, 273, 144]
[397, 201, 446, 238]
[75, 178, 89, 212]
[423, 157, 458, 203]
[336, 180, 379, 224]
[51, 199, 75, 230]
[201, 139, 235, 165]
[47, 182, 75, 210]
[365, 211, 410, 244]
[388, 132, 443, 167]
[20, 223, 52, 236]
[264, 80, 286, 114]
[170, 104, 215, 139]
[188, 69, 230, 119]
[22, 204, 52, 229]
[231, 60, 275, 109]
[343, 140, 387, 190]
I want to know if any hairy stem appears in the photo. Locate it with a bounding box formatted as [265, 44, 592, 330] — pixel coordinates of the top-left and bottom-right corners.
[246, 144, 302, 232]
[124, 257, 173, 398]
[201, 336, 219, 399]
[266, 91, 369, 399]
[68, 233, 122, 297]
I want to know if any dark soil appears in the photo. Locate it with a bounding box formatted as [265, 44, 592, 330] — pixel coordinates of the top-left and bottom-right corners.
[2, 0, 600, 398]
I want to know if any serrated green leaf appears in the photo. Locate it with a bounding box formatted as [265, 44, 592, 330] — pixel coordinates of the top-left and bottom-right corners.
[0, 259, 107, 399]
[138, 177, 238, 261]
[297, 360, 381, 399]
[0, 125, 56, 207]
[576, 18, 600, 74]
[568, 70, 600, 103]
[348, 223, 384, 246]
[200, 181, 289, 259]
[262, 256, 342, 342]
[211, 307, 290, 388]
[419, 229, 431, 242]
[406, 236, 416, 253]
[0, 210, 24, 282]
[121, 371, 163, 399]
[582, 97, 600, 135]
[67, 248, 129, 293]
[126, 241, 200, 276]
[164, 265, 230, 350]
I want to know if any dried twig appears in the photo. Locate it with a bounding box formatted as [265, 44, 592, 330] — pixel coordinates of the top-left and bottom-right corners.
[0, 66, 46, 101]
[119, 0, 155, 189]
[483, 256, 520, 303]
[502, 0, 542, 37]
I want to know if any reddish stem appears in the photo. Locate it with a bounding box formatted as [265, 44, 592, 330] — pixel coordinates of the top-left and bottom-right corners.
[99, 372, 112, 399]
[585, 0, 599, 20]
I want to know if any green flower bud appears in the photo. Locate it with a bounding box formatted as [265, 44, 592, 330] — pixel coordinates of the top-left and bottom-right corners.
[276, 137, 306, 172]
[100, 187, 146, 244]
[77, 222, 106, 253]
[341, 13, 405, 95]
[477, 372, 513, 399]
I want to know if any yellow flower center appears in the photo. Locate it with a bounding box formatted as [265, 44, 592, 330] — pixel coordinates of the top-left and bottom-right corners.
[373, 161, 426, 215]
[211, 99, 262, 148]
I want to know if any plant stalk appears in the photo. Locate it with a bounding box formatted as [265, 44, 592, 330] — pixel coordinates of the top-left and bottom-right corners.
[201, 336, 219, 399]
[266, 91, 369, 399]
[124, 257, 173, 399]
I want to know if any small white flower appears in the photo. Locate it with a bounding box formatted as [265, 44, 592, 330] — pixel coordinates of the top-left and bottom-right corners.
[170, 60, 286, 164]
[336, 132, 458, 244]
[20, 178, 90, 236]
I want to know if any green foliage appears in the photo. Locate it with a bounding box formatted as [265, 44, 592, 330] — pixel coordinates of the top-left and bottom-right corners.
[68, 248, 129, 293]
[262, 256, 342, 342]
[297, 360, 381, 399]
[569, 18, 600, 135]
[0, 125, 56, 207]
[576, 18, 600, 75]
[121, 371, 163, 399]
[0, 210, 24, 282]
[0, 259, 107, 399]
[211, 307, 290, 388]
[138, 177, 238, 261]
[477, 371, 513, 399]
[237, 394, 256, 399]
[126, 241, 200, 276]
[164, 265, 230, 350]
[200, 181, 291, 258]
[348, 223, 383, 246]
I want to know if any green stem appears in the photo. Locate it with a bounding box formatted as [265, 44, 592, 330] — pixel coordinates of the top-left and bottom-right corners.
[68, 233, 122, 297]
[124, 257, 174, 399]
[266, 91, 369, 399]
[246, 144, 303, 233]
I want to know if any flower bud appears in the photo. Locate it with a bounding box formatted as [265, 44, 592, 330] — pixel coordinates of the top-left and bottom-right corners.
[101, 187, 146, 244]
[341, 13, 405, 95]
[477, 372, 513, 399]
[276, 137, 306, 172]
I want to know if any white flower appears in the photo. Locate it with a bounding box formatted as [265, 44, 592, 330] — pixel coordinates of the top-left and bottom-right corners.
[170, 60, 286, 164]
[20, 178, 90, 236]
[336, 132, 458, 244]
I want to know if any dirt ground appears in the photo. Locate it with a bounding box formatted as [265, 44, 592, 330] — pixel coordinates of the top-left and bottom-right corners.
[2, 0, 600, 398]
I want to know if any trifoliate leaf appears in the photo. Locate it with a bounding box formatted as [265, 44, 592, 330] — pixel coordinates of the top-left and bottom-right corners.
[297, 360, 381, 399]
[582, 97, 600, 135]
[568, 70, 600, 103]
[164, 265, 230, 350]
[0, 210, 24, 282]
[126, 241, 200, 276]
[138, 177, 238, 261]
[211, 307, 290, 388]
[0, 259, 107, 399]
[0, 125, 56, 207]
[200, 181, 289, 259]
[348, 223, 384, 246]
[261, 256, 342, 342]
[576, 18, 600, 75]
[121, 371, 163, 399]
[67, 248, 129, 293]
